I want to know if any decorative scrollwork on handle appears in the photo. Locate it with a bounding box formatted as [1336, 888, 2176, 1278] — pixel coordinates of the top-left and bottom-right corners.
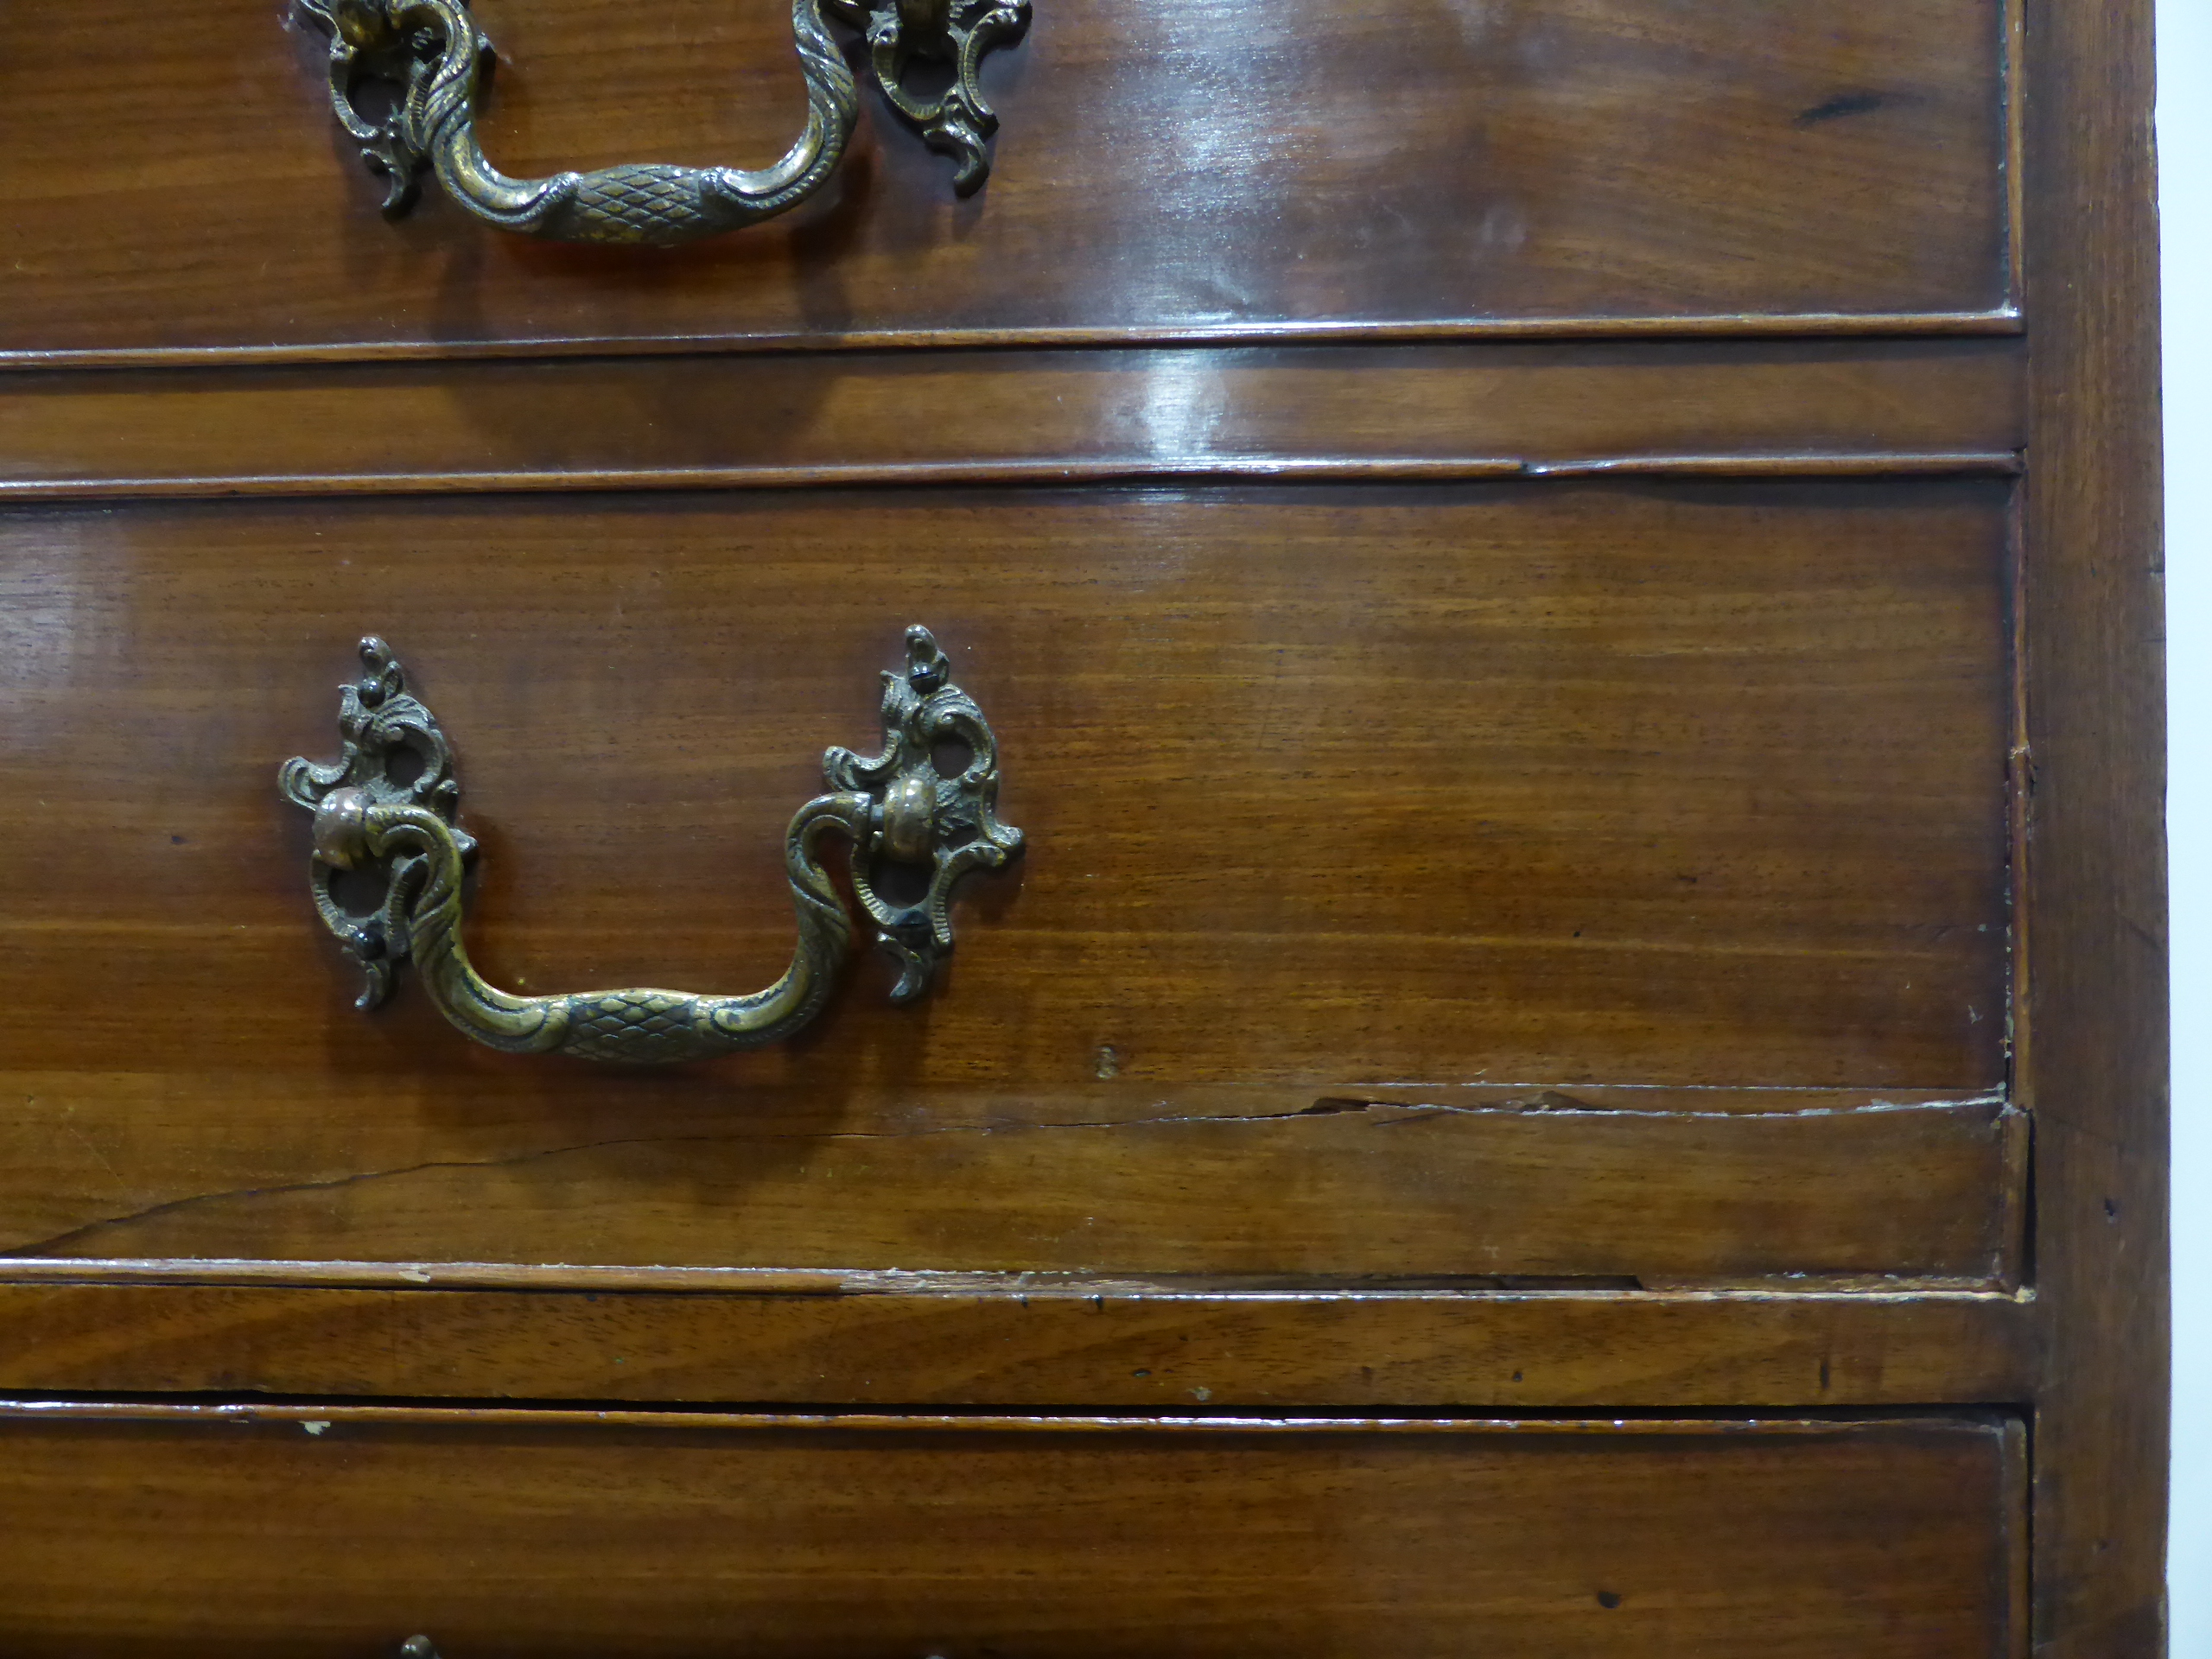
[293, 0, 1030, 245]
[824, 0, 1031, 194]
[280, 627, 1022, 1064]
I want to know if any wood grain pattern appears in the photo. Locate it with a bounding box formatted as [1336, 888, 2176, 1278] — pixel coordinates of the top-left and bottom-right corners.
[2016, 0, 2169, 1651]
[0, 0, 2160, 1632]
[0, 1283, 2033, 1407]
[0, 0, 2010, 360]
[0, 483, 2011, 1085]
[0, 1082, 2022, 1281]
[0, 1405, 2024, 1658]
[0, 340, 2025, 499]
[0, 483, 2012, 1277]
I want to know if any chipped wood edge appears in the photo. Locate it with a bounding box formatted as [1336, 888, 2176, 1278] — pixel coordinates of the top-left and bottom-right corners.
[0, 1399, 2024, 1437]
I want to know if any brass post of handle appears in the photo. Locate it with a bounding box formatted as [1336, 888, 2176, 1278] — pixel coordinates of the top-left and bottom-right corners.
[291, 0, 1031, 245]
[279, 627, 1022, 1064]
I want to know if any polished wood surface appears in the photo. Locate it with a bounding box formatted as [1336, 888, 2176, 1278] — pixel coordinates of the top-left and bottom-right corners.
[0, 340, 2024, 499]
[0, 1406, 2023, 1658]
[0, 0, 2010, 360]
[0, 0, 2167, 1639]
[0, 1281, 2032, 1407]
[0, 484, 2010, 1279]
[0, 484, 2009, 1084]
[0, 1087, 2020, 1281]
[2016, 0, 2169, 1649]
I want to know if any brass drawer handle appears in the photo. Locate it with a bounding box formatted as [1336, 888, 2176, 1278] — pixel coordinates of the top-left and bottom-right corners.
[292, 0, 1031, 245]
[279, 627, 1022, 1063]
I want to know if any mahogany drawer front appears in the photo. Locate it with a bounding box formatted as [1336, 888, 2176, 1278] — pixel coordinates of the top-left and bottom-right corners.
[0, 480, 2017, 1283]
[0, 1407, 2023, 1658]
[0, 0, 2010, 361]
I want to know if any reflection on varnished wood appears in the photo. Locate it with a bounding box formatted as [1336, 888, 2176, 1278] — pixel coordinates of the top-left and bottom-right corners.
[0, 481, 2012, 1277]
[0, 484, 2008, 1087]
[0, 0, 2010, 356]
[0, 340, 2027, 499]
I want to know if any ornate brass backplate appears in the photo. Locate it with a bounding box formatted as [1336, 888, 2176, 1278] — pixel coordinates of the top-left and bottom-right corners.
[291, 0, 1031, 245]
[825, 0, 1033, 194]
[279, 627, 1022, 1064]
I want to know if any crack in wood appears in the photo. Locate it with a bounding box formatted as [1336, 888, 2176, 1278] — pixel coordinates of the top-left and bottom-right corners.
[1, 1094, 2012, 1257]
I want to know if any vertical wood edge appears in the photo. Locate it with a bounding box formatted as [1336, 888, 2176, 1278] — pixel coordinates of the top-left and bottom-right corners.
[2021, 0, 2171, 1650]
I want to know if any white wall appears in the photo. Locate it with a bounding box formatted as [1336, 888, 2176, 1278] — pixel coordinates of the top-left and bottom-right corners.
[2164, 0, 2207, 1647]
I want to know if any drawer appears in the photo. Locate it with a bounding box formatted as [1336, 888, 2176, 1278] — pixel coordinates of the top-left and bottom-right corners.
[0, 1406, 2024, 1657]
[0, 480, 2020, 1286]
[0, 0, 2012, 360]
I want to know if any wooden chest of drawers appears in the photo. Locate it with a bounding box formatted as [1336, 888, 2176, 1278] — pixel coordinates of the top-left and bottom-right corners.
[0, 0, 2163, 1650]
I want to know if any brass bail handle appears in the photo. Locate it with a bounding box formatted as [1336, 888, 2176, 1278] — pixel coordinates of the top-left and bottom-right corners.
[279, 626, 1023, 1065]
[292, 0, 1032, 245]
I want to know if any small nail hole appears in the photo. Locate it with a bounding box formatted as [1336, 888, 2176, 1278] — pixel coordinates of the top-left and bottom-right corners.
[931, 737, 976, 779]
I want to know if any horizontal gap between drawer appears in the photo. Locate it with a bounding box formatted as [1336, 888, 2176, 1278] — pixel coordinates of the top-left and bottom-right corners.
[0, 310, 2028, 373]
[0, 1259, 2034, 1298]
[0, 450, 2026, 501]
[0, 1397, 2024, 1433]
